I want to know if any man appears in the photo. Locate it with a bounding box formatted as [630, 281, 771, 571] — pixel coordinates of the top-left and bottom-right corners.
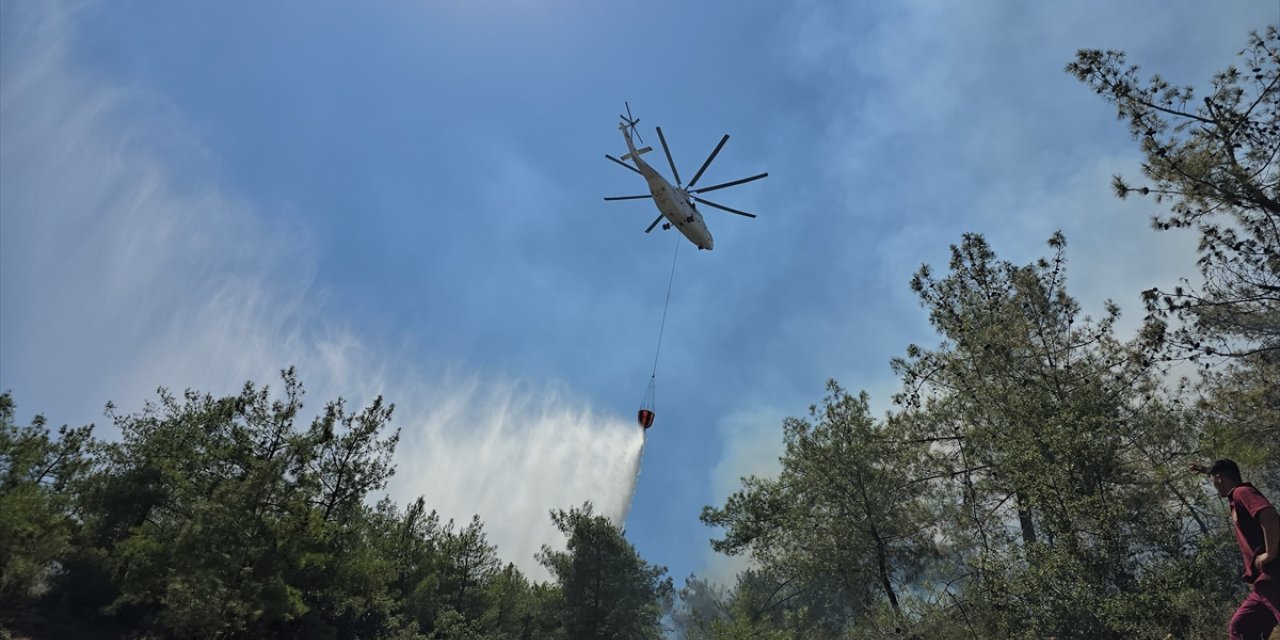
[1190, 459, 1280, 639]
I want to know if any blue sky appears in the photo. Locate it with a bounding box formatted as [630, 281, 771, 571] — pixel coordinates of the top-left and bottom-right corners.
[2, 1, 1274, 585]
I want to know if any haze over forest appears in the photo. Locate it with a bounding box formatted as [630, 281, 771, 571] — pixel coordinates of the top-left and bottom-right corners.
[2, 2, 1277, 638]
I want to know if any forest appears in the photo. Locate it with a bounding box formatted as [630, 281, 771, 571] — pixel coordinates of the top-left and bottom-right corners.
[2, 26, 1278, 640]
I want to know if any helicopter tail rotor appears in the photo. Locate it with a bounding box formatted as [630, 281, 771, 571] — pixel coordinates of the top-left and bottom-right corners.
[620, 101, 644, 144]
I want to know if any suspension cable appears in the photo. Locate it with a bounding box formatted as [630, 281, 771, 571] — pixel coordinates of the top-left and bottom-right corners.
[650, 234, 681, 380]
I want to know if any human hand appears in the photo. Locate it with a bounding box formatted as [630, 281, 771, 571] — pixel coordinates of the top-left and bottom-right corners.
[1255, 552, 1273, 572]
[1188, 463, 1208, 474]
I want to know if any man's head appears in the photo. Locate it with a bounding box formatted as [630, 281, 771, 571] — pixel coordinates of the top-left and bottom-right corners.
[1208, 458, 1243, 497]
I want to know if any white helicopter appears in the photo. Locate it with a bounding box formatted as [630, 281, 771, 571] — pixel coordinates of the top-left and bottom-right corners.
[604, 103, 767, 250]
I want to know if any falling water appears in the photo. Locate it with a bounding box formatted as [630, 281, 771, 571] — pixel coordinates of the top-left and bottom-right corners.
[619, 430, 647, 529]
[388, 377, 648, 580]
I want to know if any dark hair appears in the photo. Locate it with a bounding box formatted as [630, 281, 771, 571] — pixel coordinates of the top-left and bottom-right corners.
[1209, 459, 1242, 483]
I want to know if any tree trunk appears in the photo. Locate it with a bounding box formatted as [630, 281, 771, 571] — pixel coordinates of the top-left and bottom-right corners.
[1016, 492, 1037, 546]
[870, 527, 902, 619]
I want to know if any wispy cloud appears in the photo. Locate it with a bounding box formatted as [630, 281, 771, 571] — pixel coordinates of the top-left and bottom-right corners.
[1, 2, 315, 418]
[0, 0, 642, 579]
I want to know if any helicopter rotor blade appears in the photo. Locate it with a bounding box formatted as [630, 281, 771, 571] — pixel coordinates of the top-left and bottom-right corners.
[605, 154, 642, 175]
[655, 127, 682, 186]
[644, 215, 665, 233]
[604, 194, 653, 201]
[690, 172, 768, 195]
[692, 196, 757, 218]
[685, 134, 729, 189]
[620, 103, 643, 143]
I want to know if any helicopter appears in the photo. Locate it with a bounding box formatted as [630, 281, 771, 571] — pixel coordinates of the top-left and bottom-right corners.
[604, 104, 767, 250]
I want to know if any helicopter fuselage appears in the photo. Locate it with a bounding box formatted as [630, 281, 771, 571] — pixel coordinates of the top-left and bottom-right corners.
[622, 125, 714, 250]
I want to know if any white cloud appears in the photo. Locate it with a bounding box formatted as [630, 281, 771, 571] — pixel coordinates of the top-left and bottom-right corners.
[0, 1, 642, 580]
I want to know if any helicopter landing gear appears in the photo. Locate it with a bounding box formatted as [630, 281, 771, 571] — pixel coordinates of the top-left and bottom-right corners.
[662, 223, 672, 230]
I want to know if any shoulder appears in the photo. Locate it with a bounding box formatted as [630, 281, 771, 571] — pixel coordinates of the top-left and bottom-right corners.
[1232, 485, 1274, 517]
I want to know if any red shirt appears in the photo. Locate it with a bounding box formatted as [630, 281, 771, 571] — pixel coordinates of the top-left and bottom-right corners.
[1230, 483, 1277, 584]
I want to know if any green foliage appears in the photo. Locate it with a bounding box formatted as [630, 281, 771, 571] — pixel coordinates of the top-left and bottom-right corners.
[1071, 22, 1280, 584]
[893, 233, 1229, 638]
[702, 382, 934, 634]
[2, 372, 680, 639]
[539, 503, 672, 640]
[1196, 356, 1280, 495]
[670, 575, 729, 640]
[59, 369, 405, 637]
[477, 563, 564, 640]
[0, 380, 458, 636]
[699, 232, 1242, 638]
[428, 609, 503, 640]
[1068, 26, 1280, 362]
[0, 392, 93, 606]
[437, 515, 502, 619]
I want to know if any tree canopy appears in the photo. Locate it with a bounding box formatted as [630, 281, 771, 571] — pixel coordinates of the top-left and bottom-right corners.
[0, 373, 669, 640]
